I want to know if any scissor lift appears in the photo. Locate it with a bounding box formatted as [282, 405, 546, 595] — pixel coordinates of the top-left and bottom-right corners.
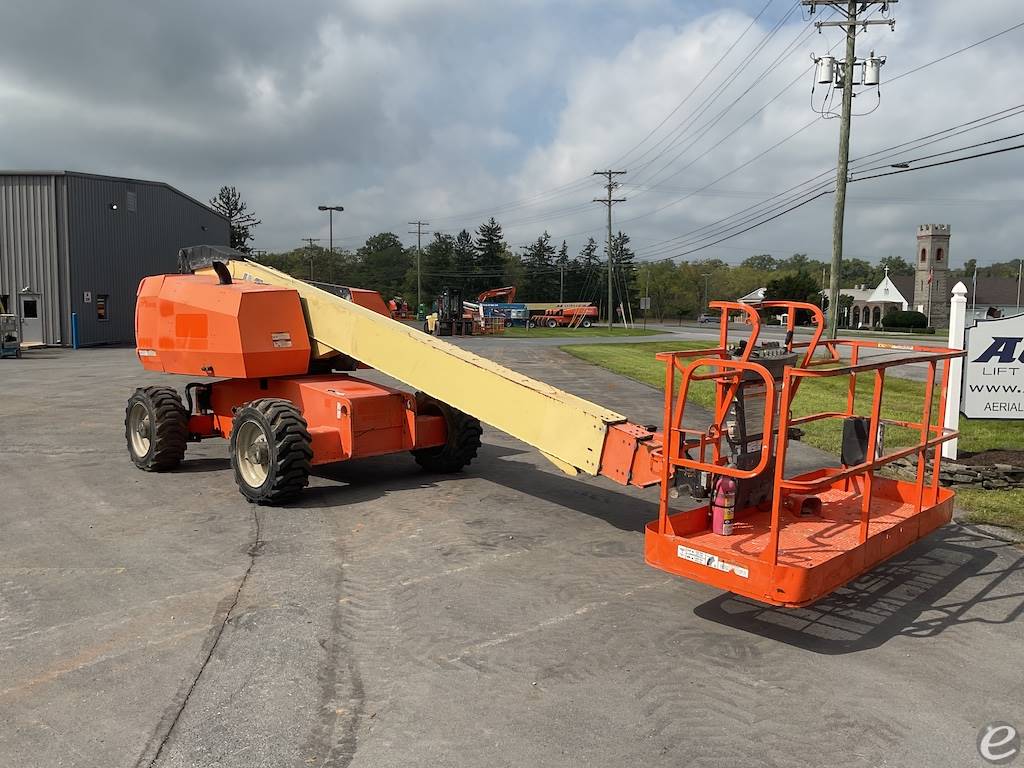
[645, 301, 960, 607]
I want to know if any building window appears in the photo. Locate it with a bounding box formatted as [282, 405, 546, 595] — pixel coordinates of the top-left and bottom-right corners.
[126, 190, 137, 212]
[936, 247, 944, 262]
[23, 298, 38, 319]
[0, 294, 8, 313]
[96, 294, 109, 321]
[920, 248, 927, 263]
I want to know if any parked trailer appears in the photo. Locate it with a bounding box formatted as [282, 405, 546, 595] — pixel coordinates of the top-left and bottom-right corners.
[125, 248, 961, 607]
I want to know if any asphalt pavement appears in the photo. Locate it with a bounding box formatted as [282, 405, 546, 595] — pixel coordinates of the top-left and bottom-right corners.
[1, 344, 1020, 768]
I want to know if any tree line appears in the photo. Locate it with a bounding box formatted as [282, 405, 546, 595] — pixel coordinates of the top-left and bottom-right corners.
[211, 185, 955, 320]
[256, 217, 642, 318]
[254, 217, 918, 321]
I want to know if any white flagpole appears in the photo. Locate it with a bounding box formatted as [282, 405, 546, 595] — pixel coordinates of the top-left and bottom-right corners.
[1018, 259, 1022, 313]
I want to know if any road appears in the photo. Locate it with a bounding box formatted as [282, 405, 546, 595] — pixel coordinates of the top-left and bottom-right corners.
[481, 322, 944, 382]
[1, 344, 1020, 768]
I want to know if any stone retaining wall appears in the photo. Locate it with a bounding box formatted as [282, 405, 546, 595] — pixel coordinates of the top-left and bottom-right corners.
[889, 456, 1024, 490]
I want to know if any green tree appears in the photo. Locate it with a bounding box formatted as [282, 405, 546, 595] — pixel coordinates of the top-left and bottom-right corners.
[841, 257, 876, 286]
[766, 269, 821, 323]
[556, 240, 569, 302]
[879, 255, 913, 276]
[421, 233, 454, 299]
[777, 253, 811, 272]
[574, 237, 602, 303]
[475, 218, 506, 294]
[521, 232, 558, 301]
[742, 254, 777, 271]
[608, 231, 638, 321]
[208, 185, 261, 253]
[451, 229, 477, 293]
[355, 233, 412, 298]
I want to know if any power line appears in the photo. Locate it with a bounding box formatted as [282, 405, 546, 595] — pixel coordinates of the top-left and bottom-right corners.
[416, 2, 801, 231]
[888, 20, 1024, 84]
[635, 103, 1024, 257]
[852, 141, 1024, 182]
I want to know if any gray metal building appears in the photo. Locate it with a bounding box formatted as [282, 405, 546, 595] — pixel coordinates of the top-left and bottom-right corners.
[0, 171, 229, 347]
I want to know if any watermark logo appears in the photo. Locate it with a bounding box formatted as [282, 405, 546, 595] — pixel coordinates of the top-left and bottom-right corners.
[978, 722, 1020, 765]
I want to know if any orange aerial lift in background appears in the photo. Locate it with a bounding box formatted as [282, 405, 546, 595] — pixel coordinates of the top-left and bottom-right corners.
[126, 248, 961, 607]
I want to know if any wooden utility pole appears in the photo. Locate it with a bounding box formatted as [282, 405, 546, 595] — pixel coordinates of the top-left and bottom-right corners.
[408, 221, 429, 308]
[593, 170, 626, 329]
[302, 237, 321, 280]
[803, 0, 896, 338]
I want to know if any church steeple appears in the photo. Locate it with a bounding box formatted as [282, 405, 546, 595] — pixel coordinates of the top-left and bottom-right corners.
[913, 224, 951, 327]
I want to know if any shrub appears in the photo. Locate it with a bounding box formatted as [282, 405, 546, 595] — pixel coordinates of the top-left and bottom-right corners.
[882, 310, 928, 329]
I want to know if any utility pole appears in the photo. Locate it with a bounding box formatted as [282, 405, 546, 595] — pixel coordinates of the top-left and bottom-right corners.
[408, 220, 429, 308]
[805, 0, 896, 338]
[643, 266, 650, 330]
[559, 263, 565, 304]
[593, 170, 626, 329]
[302, 237, 321, 281]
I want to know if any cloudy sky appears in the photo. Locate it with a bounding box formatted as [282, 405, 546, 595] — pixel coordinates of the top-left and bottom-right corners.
[2, 0, 1022, 266]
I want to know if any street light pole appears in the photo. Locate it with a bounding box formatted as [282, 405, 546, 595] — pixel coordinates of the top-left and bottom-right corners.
[317, 205, 344, 254]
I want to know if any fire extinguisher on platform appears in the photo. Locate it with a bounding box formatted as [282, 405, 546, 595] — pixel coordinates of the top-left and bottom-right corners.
[711, 475, 737, 536]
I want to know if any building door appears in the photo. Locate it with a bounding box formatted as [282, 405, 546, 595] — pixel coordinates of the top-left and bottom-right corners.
[19, 293, 43, 345]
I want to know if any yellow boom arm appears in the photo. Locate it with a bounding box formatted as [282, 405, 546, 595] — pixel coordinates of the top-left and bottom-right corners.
[216, 259, 627, 476]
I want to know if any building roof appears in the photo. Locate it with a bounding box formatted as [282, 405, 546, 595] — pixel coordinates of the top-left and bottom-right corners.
[891, 275, 914, 302]
[0, 170, 227, 221]
[970, 276, 1022, 307]
[866, 273, 910, 305]
[838, 287, 874, 301]
[738, 287, 766, 303]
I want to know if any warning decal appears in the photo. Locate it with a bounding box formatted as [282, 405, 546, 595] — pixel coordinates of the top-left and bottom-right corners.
[677, 545, 749, 578]
[271, 332, 292, 348]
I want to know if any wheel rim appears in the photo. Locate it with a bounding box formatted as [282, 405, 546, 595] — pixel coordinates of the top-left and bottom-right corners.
[129, 402, 152, 457]
[235, 419, 270, 488]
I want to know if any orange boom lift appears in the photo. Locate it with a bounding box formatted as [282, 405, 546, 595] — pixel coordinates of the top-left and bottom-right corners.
[126, 249, 961, 607]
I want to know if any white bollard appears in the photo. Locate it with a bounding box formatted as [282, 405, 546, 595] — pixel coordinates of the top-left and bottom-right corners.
[942, 282, 968, 460]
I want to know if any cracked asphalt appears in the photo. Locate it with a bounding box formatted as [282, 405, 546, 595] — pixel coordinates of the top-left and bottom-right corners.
[2, 343, 1022, 768]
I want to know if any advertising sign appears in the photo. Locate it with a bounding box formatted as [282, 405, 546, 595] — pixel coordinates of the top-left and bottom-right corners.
[962, 313, 1024, 418]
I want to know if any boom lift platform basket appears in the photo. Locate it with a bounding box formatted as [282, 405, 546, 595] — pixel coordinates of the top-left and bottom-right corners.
[645, 301, 960, 607]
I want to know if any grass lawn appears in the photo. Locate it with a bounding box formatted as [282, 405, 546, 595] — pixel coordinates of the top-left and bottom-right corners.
[562, 340, 1024, 533]
[501, 326, 662, 339]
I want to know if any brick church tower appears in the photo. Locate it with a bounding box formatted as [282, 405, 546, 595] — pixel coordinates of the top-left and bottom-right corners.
[913, 224, 951, 328]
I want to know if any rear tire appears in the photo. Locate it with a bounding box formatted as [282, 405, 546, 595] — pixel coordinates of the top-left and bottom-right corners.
[411, 392, 482, 473]
[581, 319, 592, 328]
[547, 319, 558, 328]
[125, 386, 188, 471]
[230, 398, 312, 504]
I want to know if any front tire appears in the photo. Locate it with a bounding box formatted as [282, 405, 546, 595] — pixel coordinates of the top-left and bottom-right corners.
[230, 398, 312, 504]
[411, 392, 482, 473]
[125, 386, 188, 471]
[547, 319, 558, 328]
[581, 319, 592, 328]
